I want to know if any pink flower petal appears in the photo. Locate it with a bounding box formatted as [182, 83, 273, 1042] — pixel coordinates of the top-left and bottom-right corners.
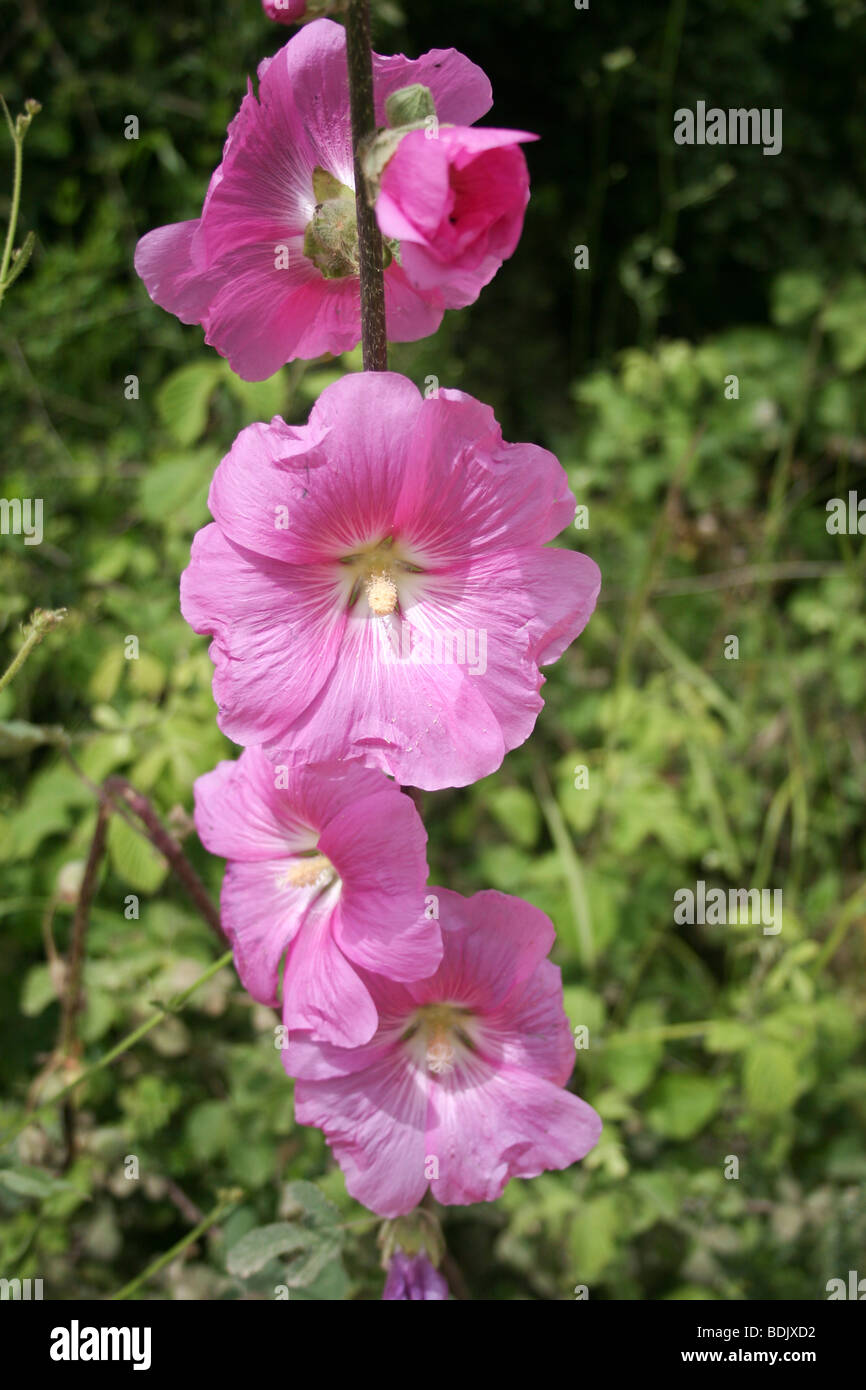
[324, 790, 440, 980]
[180, 523, 345, 747]
[373, 46, 492, 128]
[480, 958, 578, 1087]
[220, 857, 314, 1007]
[426, 1061, 602, 1207]
[294, 1048, 429, 1217]
[406, 888, 555, 1012]
[270, 613, 507, 789]
[281, 893, 379, 1047]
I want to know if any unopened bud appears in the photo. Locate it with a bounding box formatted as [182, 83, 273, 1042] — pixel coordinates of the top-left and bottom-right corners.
[385, 84, 436, 130]
[56, 860, 86, 905]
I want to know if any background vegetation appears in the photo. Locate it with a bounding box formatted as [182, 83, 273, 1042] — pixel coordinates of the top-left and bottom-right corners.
[1, 0, 864, 1299]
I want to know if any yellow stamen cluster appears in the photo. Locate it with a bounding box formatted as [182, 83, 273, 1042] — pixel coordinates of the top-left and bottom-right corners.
[340, 536, 423, 619]
[403, 1002, 476, 1076]
[365, 570, 399, 616]
[425, 1025, 457, 1075]
[282, 853, 334, 889]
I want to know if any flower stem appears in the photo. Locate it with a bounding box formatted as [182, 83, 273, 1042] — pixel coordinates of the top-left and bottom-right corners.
[102, 775, 226, 944]
[58, 804, 108, 1059]
[345, 0, 388, 371]
[0, 607, 67, 694]
[111, 1188, 243, 1301]
[0, 97, 23, 304]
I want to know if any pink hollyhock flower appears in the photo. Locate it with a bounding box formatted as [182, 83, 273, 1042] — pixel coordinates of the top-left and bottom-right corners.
[375, 125, 536, 310]
[133, 19, 493, 379]
[193, 747, 440, 1047]
[262, 0, 305, 24]
[283, 888, 602, 1217]
[180, 371, 600, 791]
[383, 1251, 449, 1301]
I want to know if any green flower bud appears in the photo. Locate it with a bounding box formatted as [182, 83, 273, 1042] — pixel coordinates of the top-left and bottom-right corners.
[377, 1209, 445, 1268]
[303, 168, 360, 279]
[384, 83, 437, 130]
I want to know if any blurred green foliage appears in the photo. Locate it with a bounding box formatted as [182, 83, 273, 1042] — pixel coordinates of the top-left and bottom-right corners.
[0, 0, 864, 1299]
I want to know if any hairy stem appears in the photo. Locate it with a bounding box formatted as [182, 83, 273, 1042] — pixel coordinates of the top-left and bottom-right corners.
[345, 0, 388, 370]
[0, 607, 67, 694]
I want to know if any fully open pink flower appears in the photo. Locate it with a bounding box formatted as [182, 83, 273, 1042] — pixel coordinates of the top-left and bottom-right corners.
[193, 748, 440, 1047]
[284, 888, 602, 1217]
[133, 19, 493, 379]
[383, 1251, 449, 1301]
[180, 371, 600, 790]
[262, 0, 306, 23]
[376, 126, 536, 310]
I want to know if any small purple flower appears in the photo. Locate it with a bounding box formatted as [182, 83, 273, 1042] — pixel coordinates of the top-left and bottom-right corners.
[383, 1251, 449, 1301]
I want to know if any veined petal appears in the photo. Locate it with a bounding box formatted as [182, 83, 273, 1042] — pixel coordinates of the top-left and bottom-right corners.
[281, 892, 378, 1048]
[426, 1061, 602, 1207]
[180, 524, 345, 746]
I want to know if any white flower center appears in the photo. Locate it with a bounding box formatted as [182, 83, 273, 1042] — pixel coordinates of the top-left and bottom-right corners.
[339, 536, 424, 618]
[403, 1003, 478, 1077]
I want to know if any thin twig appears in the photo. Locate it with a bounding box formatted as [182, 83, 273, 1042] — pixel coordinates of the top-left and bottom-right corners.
[58, 804, 108, 1057]
[1, 950, 235, 1149]
[111, 1189, 242, 1301]
[56, 802, 109, 1167]
[598, 560, 844, 603]
[102, 777, 226, 944]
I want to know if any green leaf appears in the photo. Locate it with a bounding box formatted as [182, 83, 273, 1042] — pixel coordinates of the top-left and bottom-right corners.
[704, 1020, 754, 1053]
[569, 1194, 619, 1282]
[488, 785, 541, 849]
[226, 1222, 316, 1279]
[107, 813, 169, 893]
[185, 1100, 234, 1161]
[770, 271, 823, 326]
[743, 1040, 804, 1116]
[290, 1258, 349, 1301]
[562, 984, 605, 1040]
[137, 448, 216, 526]
[20, 963, 57, 1016]
[0, 1166, 75, 1198]
[156, 361, 222, 445]
[279, 1179, 340, 1228]
[0, 720, 66, 756]
[604, 1001, 665, 1096]
[221, 365, 287, 424]
[312, 166, 352, 203]
[285, 1230, 342, 1289]
[646, 1074, 725, 1140]
[823, 278, 866, 372]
